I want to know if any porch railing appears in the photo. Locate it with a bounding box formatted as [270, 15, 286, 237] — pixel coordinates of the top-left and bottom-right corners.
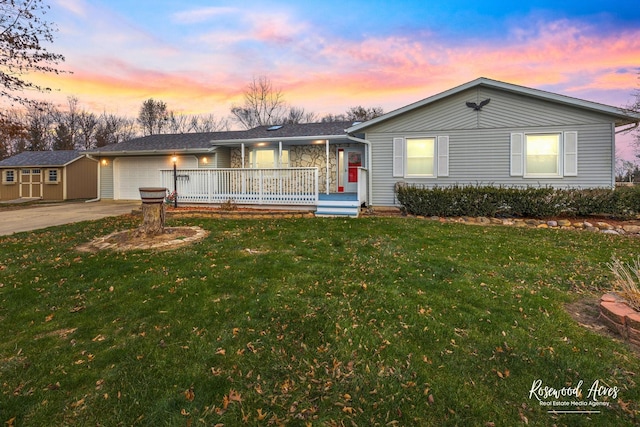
[160, 168, 319, 205]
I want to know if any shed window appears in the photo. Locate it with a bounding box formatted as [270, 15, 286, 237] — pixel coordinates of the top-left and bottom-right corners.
[46, 169, 59, 183]
[3, 170, 16, 184]
[525, 134, 560, 176]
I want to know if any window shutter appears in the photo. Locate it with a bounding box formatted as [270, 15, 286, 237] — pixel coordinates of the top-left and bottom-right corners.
[393, 137, 404, 177]
[563, 131, 578, 176]
[510, 133, 524, 176]
[437, 136, 449, 177]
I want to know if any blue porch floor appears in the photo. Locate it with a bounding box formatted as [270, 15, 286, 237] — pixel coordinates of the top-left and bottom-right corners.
[318, 192, 358, 202]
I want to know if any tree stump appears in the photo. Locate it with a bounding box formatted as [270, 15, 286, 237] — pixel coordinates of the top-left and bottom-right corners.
[140, 202, 165, 235]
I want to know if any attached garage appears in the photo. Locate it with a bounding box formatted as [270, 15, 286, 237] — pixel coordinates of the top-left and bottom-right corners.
[113, 156, 198, 200]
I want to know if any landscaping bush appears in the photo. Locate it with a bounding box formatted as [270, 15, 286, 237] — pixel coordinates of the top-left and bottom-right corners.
[395, 184, 640, 219]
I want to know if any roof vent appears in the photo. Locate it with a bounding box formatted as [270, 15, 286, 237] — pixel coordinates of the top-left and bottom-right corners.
[267, 125, 283, 131]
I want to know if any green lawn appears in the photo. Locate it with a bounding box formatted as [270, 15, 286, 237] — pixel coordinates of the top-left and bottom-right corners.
[1, 215, 639, 426]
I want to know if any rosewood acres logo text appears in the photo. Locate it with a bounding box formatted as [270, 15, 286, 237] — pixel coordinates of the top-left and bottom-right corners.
[528, 379, 619, 414]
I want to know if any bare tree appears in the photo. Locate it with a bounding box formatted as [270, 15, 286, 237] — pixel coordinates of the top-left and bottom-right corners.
[137, 98, 168, 135]
[189, 114, 229, 132]
[321, 106, 384, 123]
[95, 113, 138, 147]
[77, 110, 98, 149]
[0, 113, 27, 159]
[230, 76, 288, 129]
[26, 102, 56, 151]
[0, 0, 66, 110]
[283, 106, 317, 124]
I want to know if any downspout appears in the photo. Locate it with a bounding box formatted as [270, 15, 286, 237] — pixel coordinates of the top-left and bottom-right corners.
[85, 155, 101, 203]
[347, 134, 372, 206]
[325, 139, 330, 195]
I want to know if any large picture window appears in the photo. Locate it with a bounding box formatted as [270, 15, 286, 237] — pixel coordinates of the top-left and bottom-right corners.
[406, 138, 435, 176]
[525, 134, 561, 176]
[249, 149, 289, 168]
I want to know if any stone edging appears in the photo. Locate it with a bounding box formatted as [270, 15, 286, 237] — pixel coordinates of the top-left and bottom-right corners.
[599, 293, 640, 347]
[409, 215, 640, 236]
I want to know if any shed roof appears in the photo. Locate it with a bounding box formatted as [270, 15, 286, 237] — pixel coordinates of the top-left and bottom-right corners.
[0, 150, 86, 167]
[347, 77, 640, 133]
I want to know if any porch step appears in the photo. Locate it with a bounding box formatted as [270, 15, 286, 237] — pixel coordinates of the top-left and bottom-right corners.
[315, 199, 361, 218]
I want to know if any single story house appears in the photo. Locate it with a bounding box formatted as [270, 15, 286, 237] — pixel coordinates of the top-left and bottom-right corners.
[87, 77, 640, 216]
[0, 150, 98, 202]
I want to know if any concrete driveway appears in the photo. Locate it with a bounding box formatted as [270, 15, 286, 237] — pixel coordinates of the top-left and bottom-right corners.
[0, 201, 140, 236]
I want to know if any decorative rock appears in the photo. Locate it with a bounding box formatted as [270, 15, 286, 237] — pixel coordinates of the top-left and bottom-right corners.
[597, 222, 613, 230]
[537, 224, 549, 229]
[623, 224, 640, 233]
[477, 217, 491, 224]
[573, 222, 585, 229]
[585, 226, 599, 232]
[583, 221, 593, 228]
[557, 219, 572, 227]
[602, 229, 619, 235]
[547, 220, 558, 227]
[430, 216, 441, 221]
[490, 218, 503, 225]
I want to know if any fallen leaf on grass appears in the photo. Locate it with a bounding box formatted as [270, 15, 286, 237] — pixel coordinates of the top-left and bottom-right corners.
[257, 408, 267, 420]
[184, 387, 195, 402]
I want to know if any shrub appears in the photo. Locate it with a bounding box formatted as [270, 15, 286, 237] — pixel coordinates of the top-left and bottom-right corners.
[395, 184, 640, 219]
[608, 256, 640, 312]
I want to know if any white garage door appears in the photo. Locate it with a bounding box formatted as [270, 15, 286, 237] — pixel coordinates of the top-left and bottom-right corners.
[114, 156, 197, 200]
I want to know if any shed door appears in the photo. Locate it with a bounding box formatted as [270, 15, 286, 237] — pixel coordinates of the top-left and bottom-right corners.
[20, 169, 42, 198]
[114, 156, 197, 200]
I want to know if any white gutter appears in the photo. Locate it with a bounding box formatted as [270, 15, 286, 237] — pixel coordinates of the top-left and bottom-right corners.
[347, 134, 372, 206]
[615, 122, 639, 134]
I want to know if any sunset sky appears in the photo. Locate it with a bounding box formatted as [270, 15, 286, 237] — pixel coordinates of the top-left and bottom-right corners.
[22, 0, 640, 157]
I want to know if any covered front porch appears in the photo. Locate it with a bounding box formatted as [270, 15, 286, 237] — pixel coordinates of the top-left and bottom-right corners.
[159, 124, 370, 215]
[160, 166, 367, 216]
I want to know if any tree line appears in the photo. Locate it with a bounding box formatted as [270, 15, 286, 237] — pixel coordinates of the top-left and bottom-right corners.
[0, 76, 384, 160]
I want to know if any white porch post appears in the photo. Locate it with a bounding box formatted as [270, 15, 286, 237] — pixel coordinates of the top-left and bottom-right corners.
[325, 139, 330, 195]
[278, 141, 282, 167]
[241, 143, 245, 167]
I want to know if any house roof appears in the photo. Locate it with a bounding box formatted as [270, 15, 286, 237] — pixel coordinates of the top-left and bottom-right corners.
[88, 121, 356, 155]
[0, 150, 86, 167]
[347, 77, 640, 133]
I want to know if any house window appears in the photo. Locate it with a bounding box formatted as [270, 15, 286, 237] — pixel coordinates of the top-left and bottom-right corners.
[46, 169, 59, 183]
[3, 170, 15, 184]
[511, 131, 577, 178]
[406, 138, 435, 176]
[249, 148, 289, 168]
[393, 136, 449, 178]
[525, 134, 561, 177]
